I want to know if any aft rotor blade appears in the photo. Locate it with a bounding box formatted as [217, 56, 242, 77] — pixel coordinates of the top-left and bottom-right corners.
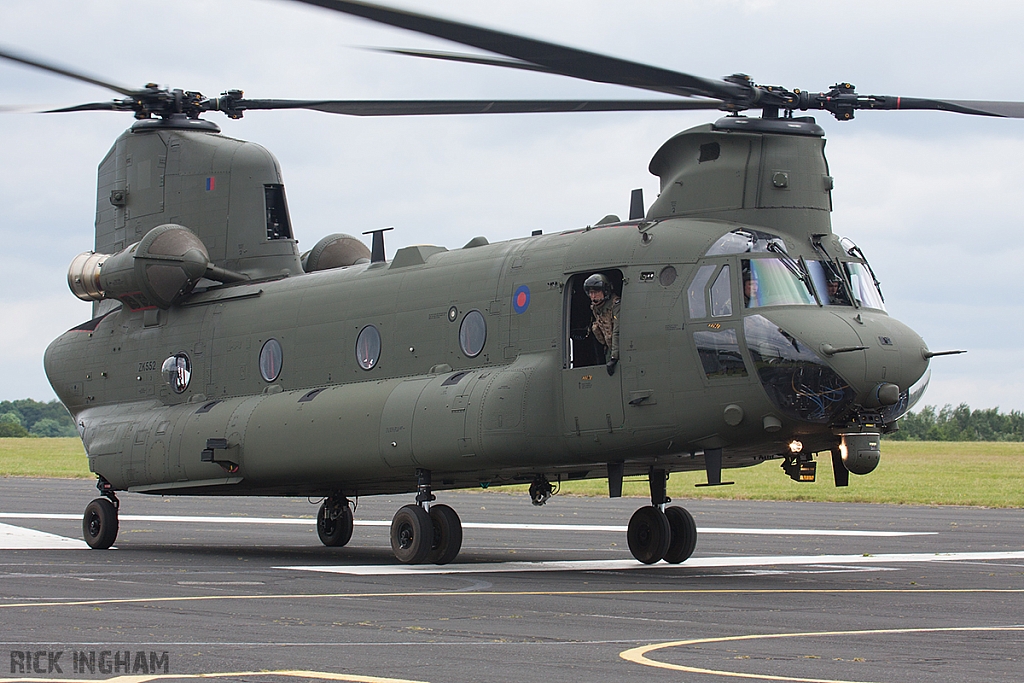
[292, 0, 746, 101]
[370, 48, 555, 75]
[43, 101, 125, 113]
[0, 46, 136, 96]
[232, 98, 726, 116]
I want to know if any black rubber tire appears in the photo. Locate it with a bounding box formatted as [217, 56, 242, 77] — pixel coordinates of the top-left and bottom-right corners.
[627, 505, 671, 564]
[390, 504, 433, 564]
[426, 504, 463, 565]
[663, 505, 697, 564]
[83, 498, 118, 550]
[316, 500, 354, 547]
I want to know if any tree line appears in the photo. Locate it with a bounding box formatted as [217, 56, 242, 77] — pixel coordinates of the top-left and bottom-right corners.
[0, 399, 77, 437]
[887, 404, 1024, 441]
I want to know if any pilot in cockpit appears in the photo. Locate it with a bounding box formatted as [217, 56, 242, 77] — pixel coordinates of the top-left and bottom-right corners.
[743, 266, 759, 308]
[826, 274, 851, 305]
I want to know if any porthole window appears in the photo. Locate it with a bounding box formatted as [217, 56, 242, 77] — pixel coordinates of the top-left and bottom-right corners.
[161, 353, 191, 393]
[459, 310, 487, 358]
[259, 338, 283, 382]
[356, 325, 381, 370]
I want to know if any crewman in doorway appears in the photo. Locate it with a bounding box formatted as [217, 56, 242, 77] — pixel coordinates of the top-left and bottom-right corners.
[584, 273, 620, 375]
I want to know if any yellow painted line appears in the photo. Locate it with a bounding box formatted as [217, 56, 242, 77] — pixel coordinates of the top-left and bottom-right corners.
[0, 669, 428, 683]
[620, 626, 1024, 683]
[1, 588, 1022, 611]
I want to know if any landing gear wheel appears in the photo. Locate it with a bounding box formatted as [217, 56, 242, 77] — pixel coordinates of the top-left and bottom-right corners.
[390, 504, 433, 564]
[83, 498, 118, 550]
[663, 506, 697, 564]
[316, 499, 354, 547]
[426, 504, 463, 565]
[627, 505, 671, 564]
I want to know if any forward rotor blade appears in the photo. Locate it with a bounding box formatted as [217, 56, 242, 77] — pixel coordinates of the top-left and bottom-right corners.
[232, 98, 726, 116]
[292, 0, 746, 101]
[0, 46, 136, 96]
[892, 98, 1024, 118]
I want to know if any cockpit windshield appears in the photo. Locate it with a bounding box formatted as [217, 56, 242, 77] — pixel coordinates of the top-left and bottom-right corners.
[806, 260, 886, 310]
[845, 262, 886, 310]
[806, 260, 852, 306]
[696, 231, 887, 312]
[742, 258, 815, 308]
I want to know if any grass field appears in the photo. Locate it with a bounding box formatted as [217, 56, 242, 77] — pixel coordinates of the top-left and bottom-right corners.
[1, 438, 1022, 507]
[0, 437, 89, 479]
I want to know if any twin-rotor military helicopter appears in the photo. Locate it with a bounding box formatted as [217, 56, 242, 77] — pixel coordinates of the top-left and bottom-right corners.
[5, 0, 1010, 565]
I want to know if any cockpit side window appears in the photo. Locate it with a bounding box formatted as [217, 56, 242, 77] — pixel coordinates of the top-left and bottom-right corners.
[693, 327, 748, 379]
[710, 265, 733, 317]
[687, 264, 715, 319]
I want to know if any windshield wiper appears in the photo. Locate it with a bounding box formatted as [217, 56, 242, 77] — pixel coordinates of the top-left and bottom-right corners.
[812, 235, 858, 308]
[845, 243, 885, 303]
[766, 241, 816, 301]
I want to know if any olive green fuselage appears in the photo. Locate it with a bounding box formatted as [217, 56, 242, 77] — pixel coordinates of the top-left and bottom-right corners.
[44, 119, 930, 498]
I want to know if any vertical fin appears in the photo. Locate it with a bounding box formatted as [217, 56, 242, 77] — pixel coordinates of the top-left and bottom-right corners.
[629, 188, 645, 220]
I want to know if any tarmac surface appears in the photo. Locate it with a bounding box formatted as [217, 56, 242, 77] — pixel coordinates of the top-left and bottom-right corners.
[1, 476, 1022, 682]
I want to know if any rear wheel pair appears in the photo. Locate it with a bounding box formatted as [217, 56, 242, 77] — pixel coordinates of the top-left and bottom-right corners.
[390, 503, 463, 565]
[626, 505, 696, 564]
[316, 498, 354, 547]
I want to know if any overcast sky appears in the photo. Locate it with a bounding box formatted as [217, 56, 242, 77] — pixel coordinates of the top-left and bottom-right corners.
[1, 0, 1023, 411]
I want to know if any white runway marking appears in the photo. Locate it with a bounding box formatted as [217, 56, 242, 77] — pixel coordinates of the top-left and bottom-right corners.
[0, 522, 87, 550]
[0, 513, 934, 537]
[277, 550, 1024, 576]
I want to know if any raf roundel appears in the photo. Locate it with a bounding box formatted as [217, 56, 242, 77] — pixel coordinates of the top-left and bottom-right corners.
[513, 285, 530, 314]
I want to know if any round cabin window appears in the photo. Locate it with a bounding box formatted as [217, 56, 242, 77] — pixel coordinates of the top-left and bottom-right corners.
[459, 310, 487, 358]
[161, 353, 191, 393]
[356, 325, 381, 370]
[259, 338, 283, 382]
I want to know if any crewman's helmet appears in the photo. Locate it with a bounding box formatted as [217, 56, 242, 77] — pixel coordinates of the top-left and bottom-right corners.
[583, 273, 611, 295]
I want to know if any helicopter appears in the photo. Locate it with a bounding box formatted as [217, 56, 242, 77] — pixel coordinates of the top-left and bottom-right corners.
[2, 0, 1014, 565]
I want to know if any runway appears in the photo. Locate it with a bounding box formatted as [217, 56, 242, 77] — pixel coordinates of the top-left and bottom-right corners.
[1, 477, 1022, 682]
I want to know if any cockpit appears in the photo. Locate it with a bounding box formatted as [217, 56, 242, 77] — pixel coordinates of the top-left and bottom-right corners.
[695, 228, 886, 313]
[686, 228, 904, 426]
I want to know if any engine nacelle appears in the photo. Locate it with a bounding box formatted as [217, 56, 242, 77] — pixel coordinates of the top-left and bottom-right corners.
[68, 224, 210, 310]
[301, 233, 371, 273]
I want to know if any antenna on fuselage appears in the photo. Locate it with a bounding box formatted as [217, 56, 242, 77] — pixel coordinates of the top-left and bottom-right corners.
[362, 227, 394, 263]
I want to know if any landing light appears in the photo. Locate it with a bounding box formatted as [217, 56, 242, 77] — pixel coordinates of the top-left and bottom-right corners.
[788, 440, 803, 453]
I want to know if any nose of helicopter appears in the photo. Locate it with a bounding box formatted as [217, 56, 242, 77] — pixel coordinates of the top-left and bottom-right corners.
[747, 308, 929, 420]
[831, 308, 929, 405]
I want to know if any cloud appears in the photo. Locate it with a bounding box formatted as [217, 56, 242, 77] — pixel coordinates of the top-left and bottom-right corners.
[1, 0, 1022, 409]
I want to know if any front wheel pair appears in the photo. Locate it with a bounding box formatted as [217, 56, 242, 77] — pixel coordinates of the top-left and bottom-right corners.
[626, 505, 696, 564]
[390, 503, 463, 565]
